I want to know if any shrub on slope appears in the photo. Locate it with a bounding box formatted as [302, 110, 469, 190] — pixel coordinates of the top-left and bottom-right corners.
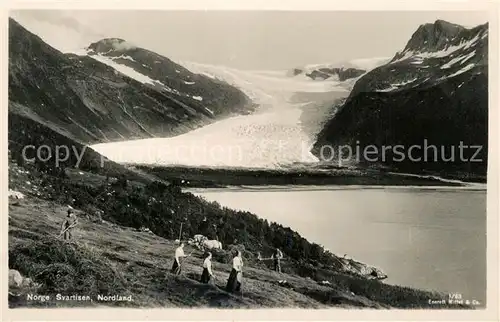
[27, 169, 342, 278]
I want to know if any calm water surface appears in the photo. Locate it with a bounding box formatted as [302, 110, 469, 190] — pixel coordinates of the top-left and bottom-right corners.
[192, 187, 486, 303]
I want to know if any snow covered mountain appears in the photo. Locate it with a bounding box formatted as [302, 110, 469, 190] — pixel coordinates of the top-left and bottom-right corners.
[8, 12, 359, 170]
[313, 20, 488, 178]
[8, 18, 253, 144]
[179, 61, 352, 105]
[92, 63, 352, 168]
[350, 20, 487, 94]
[85, 39, 254, 116]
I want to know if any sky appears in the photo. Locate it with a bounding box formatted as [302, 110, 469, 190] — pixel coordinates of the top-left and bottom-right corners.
[11, 10, 489, 70]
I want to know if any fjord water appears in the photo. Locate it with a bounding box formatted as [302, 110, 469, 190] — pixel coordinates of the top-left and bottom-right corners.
[193, 187, 486, 303]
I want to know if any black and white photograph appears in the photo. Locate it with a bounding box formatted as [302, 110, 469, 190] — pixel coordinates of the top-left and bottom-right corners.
[4, 2, 498, 318]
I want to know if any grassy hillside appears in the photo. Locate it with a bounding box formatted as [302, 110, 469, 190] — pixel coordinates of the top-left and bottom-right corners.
[8, 157, 470, 309]
[9, 197, 381, 308]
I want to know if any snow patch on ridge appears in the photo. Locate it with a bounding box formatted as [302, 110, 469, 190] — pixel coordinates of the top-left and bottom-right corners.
[88, 54, 190, 98]
[392, 30, 485, 64]
[111, 55, 137, 62]
[441, 51, 476, 69]
[439, 63, 476, 80]
[90, 54, 158, 85]
[376, 78, 419, 92]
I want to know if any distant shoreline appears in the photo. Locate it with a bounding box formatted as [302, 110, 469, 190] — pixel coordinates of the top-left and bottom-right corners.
[132, 164, 486, 189]
[184, 184, 486, 194]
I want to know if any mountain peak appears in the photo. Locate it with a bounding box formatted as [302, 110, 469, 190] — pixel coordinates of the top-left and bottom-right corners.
[401, 20, 466, 54]
[87, 38, 137, 54]
[433, 19, 464, 31]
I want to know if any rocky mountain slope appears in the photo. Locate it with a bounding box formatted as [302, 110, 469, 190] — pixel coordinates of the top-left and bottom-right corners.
[294, 66, 366, 81]
[7, 106, 156, 183]
[9, 18, 254, 145]
[290, 57, 389, 81]
[313, 20, 488, 179]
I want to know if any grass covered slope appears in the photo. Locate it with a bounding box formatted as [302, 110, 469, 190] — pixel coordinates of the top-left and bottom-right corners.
[9, 198, 376, 308]
[8, 159, 469, 309]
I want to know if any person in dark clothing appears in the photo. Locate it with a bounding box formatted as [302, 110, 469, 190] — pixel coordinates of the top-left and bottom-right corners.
[199, 217, 209, 233]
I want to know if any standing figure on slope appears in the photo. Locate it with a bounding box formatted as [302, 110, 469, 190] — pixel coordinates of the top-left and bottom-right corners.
[200, 252, 216, 285]
[226, 250, 244, 293]
[171, 242, 189, 275]
[272, 248, 284, 273]
[60, 208, 78, 241]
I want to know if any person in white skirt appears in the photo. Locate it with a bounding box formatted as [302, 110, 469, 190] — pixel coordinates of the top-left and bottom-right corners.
[200, 252, 216, 285]
[226, 250, 243, 293]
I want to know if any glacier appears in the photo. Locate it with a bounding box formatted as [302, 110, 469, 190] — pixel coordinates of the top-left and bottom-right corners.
[91, 63, 353, 169]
